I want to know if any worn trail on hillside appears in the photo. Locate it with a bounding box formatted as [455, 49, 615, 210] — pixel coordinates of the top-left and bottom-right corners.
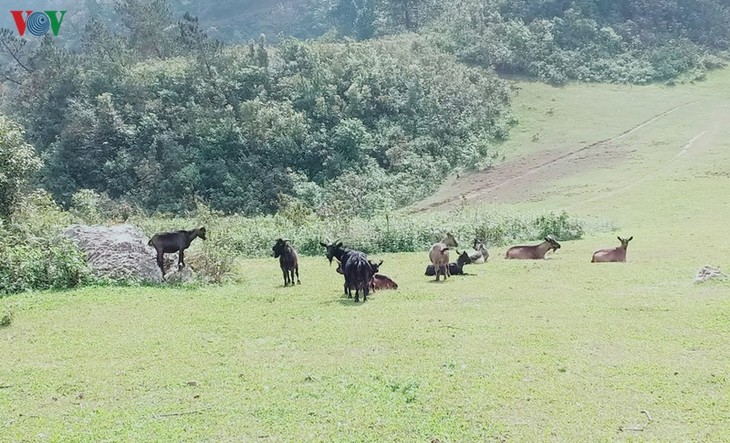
[409, 102, 695, 213]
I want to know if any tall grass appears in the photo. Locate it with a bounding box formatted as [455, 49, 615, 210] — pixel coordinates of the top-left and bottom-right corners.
[1, 192, 608, 294]
[0, 191, 91, 296]
[130, 205, 601, 258]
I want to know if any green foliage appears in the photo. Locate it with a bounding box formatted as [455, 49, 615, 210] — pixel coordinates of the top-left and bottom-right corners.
[533, 211, 585, 241]
[130, 208, 592, 259]
[70, 189, 138, 224]
[0, 191, 91, 295]
[188, 242, 237, 285]
[0, 304, 12, 327]
[0, 235, 90, 295]
[3, 21, 511, 217]
[429, 0, 730, 85]
[0, 116, 43, 220]
[313, 0, 446, 37]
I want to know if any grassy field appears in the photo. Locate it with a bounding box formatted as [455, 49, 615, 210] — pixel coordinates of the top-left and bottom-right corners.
[2, 69, 730, 441]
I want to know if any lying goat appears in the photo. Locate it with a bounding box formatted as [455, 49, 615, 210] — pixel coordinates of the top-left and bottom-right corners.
[469, 240, 489, 264]
[337, 258, 392, 295]
[592, 236, 633, 263]
[505, 235, 560, 259]
[425, 250, 473, 276]
[371, 274, 398, 290]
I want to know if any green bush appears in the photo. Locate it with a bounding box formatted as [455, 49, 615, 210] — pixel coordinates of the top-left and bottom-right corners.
[0, 305, 12, 327]
[131, 208, 595, 258]
[430, 1, 730, 86]
[0, 236, 91, 295]
[0, 191, 91, 295]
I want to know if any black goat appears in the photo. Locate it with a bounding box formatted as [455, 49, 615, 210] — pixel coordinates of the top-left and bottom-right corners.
[321, 239, 369, 299]
[148, 227, 206, 276]
[337, 259, 383, 296]
[425, 250, 473, 276]
[342, 253, 375, 302]
[272, 238, 301, 286]
[320, 239, 349, 265]
[321, 239, 352, 295]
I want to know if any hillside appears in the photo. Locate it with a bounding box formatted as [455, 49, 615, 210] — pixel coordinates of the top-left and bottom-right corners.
[411, 70, 730, 224]
[2, 73, 729, 441]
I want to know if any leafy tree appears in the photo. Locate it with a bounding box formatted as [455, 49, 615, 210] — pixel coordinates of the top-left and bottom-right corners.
[0, 115, 43, 220]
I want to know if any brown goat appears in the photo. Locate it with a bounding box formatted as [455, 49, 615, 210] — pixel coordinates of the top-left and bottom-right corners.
[425, 250, 473, 276]
[371, 274, 398, 291]
[592, 236, 633, 263]
[505, 236, 561, 259]
[428, 233, 458, 281]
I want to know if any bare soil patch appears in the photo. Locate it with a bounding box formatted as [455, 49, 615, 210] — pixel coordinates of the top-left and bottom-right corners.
[408, 104, 692, 213]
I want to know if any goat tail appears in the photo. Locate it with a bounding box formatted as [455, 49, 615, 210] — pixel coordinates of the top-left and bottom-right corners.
[148, 239, 153, 246]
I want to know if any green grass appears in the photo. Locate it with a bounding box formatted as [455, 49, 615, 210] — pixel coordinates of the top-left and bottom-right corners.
[1, 252, 728, 441]
[3, 69, 730, 441]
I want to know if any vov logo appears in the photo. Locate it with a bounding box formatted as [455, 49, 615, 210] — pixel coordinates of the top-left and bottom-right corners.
[10, 10, 67, 36]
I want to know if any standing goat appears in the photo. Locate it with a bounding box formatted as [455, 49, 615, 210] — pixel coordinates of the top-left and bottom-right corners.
[321, 239, 372, 300]
[592, 236, 633, 263]
[148, 227, 206, 275]
[272, 238, 301, 286]
[505, 235, 561, 259]
[425, 250, 473, 276]
[337, 259, 396, 292]
[343, 253, 376, 302]
[428, 233, 458, 281]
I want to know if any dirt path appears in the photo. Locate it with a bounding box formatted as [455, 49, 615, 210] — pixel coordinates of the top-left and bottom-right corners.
[407, 103, 695, 213]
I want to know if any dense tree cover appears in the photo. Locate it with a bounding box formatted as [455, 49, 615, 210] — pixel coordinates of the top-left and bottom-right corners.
[2, 0, 729, 218]
[431, 0, 729, 84]
[318, 0, 730, 84]
[0, 4, 512, 216]
[0, 116, 43, 220]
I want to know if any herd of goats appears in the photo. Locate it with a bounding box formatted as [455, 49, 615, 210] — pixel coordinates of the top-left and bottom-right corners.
[147, 226, 634, 303]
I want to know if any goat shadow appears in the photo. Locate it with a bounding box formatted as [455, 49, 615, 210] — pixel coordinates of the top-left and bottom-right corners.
[335, 298, 372, 306]
[319, 293, 373, 306]
[426, 274, 476, 282]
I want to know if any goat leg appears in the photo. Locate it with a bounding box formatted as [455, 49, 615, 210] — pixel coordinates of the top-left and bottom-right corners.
[156, 252, 165, 279]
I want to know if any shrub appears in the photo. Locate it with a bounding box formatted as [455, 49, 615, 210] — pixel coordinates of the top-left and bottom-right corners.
[0, 235, 91, 295]
[0, 115, 43, 220]
[0, 191, 92, 295]
[131, 208, 597, 259]
[0, 305, 13, 327]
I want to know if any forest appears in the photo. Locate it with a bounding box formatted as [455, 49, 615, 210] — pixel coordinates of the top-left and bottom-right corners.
[2, 0, 729, 218]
